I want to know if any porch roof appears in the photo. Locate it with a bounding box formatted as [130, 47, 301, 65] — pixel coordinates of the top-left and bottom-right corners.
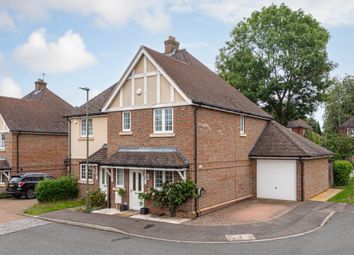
[0, 158, 10, 170]
[101, 147, 189, 169]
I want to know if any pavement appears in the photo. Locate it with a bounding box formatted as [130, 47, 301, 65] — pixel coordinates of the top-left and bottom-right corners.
[36, 201, 354, 243]
[2, 212, 354, 255]
[0, 198, 37, 223]
[310, 188, 343, 202]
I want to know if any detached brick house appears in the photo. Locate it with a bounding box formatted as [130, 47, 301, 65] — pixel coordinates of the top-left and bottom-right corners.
[339, 116, 354, 137]
[0, 79, 73, 189]
[67, 37, 332, 217]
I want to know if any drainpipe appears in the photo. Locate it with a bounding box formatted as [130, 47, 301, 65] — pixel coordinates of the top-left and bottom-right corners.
[16, 132, 21, 174]
[67, 118, 72, 176]
[194, 105, 201, 217]
[300, 157, 304, 202]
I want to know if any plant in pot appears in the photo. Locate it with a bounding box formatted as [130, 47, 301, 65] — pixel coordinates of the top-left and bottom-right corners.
[138, 192, 149, 215]
[118, 188, 128, 211]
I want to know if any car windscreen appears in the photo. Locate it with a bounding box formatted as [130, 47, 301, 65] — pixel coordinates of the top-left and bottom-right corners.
[9, 177, 22, 183]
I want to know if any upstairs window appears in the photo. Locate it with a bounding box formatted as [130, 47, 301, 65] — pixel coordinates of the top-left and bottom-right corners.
[122, 112, 131, 132]
[154, 108, 173, 133]
[81, 118, 93, 137]
[0, 133, 5, 149]
[240, 115, 245, 134]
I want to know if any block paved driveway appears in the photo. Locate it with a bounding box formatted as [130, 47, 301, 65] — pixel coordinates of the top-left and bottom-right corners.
[0, 198, 37, 223]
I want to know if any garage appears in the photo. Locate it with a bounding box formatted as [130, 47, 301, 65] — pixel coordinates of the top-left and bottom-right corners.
[257, 160, 297, 201]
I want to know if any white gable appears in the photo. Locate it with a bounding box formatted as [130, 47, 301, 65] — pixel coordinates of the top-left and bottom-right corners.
[0, 114, 9, 132]
[102, 47, 191, 112]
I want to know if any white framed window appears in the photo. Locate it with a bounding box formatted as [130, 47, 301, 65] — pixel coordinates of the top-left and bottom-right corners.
[0, 171, 9, 184]
[122, 112, 131, 132]
[154, 171, 174, 190]
[81, 118, 93, 137]
[347, 128, 354, 137]
[116, 169, 124, 187]
[240, 115, 245, 134]
[80, 164, 95, 181]
[0, 133, 5, 149]
[153, 108, 173, 133]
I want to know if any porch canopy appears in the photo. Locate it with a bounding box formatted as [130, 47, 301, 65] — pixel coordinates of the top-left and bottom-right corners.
[101, 147, 189, 179]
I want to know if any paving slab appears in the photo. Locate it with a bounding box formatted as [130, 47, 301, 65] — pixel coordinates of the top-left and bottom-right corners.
[310, 189, 342, 202]
[37, 201, 352, 243]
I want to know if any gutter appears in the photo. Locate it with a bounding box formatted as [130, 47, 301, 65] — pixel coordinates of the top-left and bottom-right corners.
[194, 105, 201, 217]
[67, 118, 72, 176]
[300, 157, 305, 202]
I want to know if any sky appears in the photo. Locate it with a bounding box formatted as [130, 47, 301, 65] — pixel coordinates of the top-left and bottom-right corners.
[1, 0, 354, 126]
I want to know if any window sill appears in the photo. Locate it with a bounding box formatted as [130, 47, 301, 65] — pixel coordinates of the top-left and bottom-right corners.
[78, 137, 94, 141]
[239, 133, 247, 137]
[78, 180, 94, 185]
[150, 133, 175, 138]
[0, 148, 5, 151]
[119, 131, 132, 136]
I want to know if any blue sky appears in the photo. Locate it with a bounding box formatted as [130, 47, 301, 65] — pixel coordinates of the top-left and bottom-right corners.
[1, 1, 354, 126]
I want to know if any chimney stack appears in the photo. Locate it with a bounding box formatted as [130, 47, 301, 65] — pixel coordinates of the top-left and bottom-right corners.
[164, 36, 179, 54]
[35, 79, 47, 91]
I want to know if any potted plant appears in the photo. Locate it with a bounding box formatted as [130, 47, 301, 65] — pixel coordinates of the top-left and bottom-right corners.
[118, 188, 128, 211]
[138, 193, 149, 215]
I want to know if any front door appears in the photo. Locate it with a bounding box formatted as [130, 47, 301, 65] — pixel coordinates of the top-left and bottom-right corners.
[99, 168, 108, 197]
[129, 170, 144, 210]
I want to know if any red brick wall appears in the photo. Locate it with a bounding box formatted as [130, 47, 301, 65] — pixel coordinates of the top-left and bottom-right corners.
[303, 158, 330, 200]
[0, 132, 14, 167]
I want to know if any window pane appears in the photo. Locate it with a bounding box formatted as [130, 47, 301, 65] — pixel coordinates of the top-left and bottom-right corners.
[88, 166, 94, 180]
[116, 169, 124, 186]
[81, 165, 86, 179]
[154, 109, 162, 132]
[164, 108, 173, 131]
[81, 118, 93, 136]
[101, 169, 106, 185]
[88, 119, 93, 136]
[123, 112, 131, 131]
[138, 173, 142, 192]
[155, 171, 163, 188]
[165, 171, 174, 184]
[133, 172, 136, 191]
[240, 116, 244, 133]
[0, 134, 5, 148]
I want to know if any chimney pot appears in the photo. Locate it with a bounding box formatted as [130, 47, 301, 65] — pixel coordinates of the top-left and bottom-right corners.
[35, 79, 47, 91]
[164, 36, 179, 54]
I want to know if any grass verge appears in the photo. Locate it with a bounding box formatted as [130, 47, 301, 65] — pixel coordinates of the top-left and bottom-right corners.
[328, 178, 354, 203]
[24, 199, 84, 215]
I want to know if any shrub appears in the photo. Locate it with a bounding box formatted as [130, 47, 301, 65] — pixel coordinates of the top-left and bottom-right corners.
[88, 189, 106, 210]
[139, 180, 197, 217]
[35, 176, 79, 202]
[321, 133, 354, 161]
[333, 160, 353, 186]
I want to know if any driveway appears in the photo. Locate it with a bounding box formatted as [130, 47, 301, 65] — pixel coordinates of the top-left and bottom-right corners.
[0, 198, 37, 223]
[187, 199, 298, 226]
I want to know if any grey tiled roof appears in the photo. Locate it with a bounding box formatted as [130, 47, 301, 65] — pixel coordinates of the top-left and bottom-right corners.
[287, 119, 312, 129]
[250, 121, 332, 158]
[81, 144, 108, 164]
[102, 147, 189, 169]
[339, 116, 354, 128]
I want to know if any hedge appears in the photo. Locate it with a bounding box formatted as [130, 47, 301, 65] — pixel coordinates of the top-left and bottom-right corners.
[35, 176, 79, 202]
[88, 189, 106, 210]
[333, 160, 353, 186]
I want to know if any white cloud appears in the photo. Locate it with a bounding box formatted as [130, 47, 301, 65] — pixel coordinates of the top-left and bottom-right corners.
[0, 77, 21, 98]
[13, 28, 96, 74]
[0, 10, 16, 31]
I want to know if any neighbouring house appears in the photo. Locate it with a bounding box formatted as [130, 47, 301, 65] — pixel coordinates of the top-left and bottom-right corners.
[0, 79, 73, 190]
[338, 116, 354, 137]
[287, 119, 312, 136]
[67, 36, 332, 217]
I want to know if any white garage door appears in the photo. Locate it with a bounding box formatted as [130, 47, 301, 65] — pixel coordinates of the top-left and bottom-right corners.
[257, 160, 296, 201]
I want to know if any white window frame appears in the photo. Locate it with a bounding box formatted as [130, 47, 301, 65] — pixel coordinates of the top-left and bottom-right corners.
[0, 133, 5, 150]
[122, 111, 131, 132]
[116, 169, 124, 187]
[0, 170, 9, 184]
[347, 128, 354, 137]
[154, 170, 174, 190]
[80, 118, 93, 137]
[153, 108, 173, 134]
[80, 164, 95, 181]
[240, 115, 245, 134]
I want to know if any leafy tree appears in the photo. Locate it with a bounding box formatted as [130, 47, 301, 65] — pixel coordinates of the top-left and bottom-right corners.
[305, 117, 322, 135]
[323, 75, 354, 133]
[217, 4, 335, 125]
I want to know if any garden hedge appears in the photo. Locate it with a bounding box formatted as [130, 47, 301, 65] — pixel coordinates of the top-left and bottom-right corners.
[35, 176, 79, 202]
[333, 160, 353, 186]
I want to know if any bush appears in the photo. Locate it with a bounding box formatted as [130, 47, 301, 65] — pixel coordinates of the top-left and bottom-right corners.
[35, 176, 79, 202]
[321, 133, 354, 161]
[139, 180, 197, 217]
[333, 160, 353, 186]
[88, 189, 106, 210]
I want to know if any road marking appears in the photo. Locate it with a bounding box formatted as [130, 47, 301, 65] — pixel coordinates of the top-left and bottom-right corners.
[0, 218, 50, 236]
[225, 234, 256, 241]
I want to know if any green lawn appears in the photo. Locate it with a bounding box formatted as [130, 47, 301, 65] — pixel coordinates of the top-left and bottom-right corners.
[24, 200, 84, 215]
[328, 179, 354, 203]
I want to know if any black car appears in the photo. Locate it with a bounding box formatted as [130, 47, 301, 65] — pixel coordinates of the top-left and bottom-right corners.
[6, 173, 54, 199]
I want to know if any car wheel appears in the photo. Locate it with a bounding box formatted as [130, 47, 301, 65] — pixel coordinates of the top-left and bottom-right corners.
[25, 189, 35, 199]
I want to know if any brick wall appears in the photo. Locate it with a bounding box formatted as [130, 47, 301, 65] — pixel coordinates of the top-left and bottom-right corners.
[303, 158, 330, 200]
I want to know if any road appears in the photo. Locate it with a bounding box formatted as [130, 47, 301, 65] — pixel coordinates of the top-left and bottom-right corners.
[0, 212, 353, 255]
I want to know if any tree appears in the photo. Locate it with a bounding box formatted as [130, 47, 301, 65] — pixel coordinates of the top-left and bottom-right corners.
[305, 117, 322, 135]
[216, 4, 335, 125]
[323, 75, 354, 133]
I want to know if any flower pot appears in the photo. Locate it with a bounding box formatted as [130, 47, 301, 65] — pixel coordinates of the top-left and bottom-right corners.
[140, 207, 149, 215]
[120, 204, 128, 211]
